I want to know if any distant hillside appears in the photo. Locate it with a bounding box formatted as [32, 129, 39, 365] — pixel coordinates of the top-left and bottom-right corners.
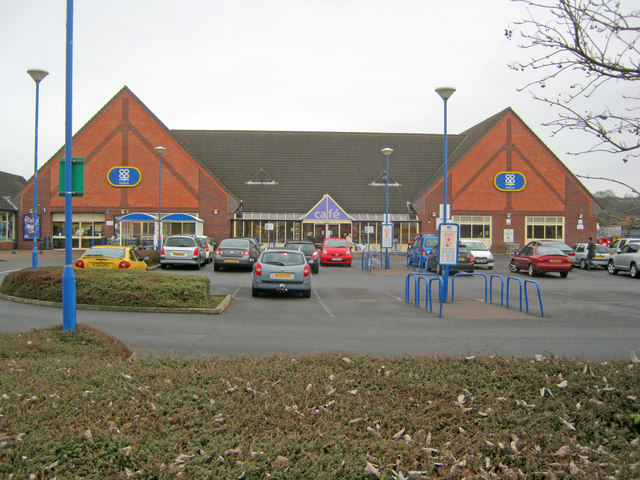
[594, 190, 640, 231]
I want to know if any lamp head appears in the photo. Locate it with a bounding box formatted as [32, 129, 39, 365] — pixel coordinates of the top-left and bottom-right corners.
[27, 69, 49, 84]
[154, 146, 166, 155]
[381, 147, 393, 157]
[435, 86, 456, 101]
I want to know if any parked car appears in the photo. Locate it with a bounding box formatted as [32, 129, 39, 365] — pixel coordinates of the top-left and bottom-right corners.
[74, 245, 148, 271]
[509, 245, 572, 278]
[572, 242, 610, 269]
[609, 237, 640, 255]
[462, 240, 494, 269]
[407, 235, 438, 269]
[607, 242, 640, 278]
[524, 240, 575, 260]
[160, 235, 206, 269]
[320, 238, 352, 266]
[213, 238, 261, 271]
[426, 243, 475, 275]
[284, 240, 320, 273]
[252, 248, 312, 297]
[196, 235, 214, 264]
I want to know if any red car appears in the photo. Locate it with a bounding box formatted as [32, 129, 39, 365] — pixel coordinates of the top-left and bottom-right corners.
[320, 238, 352, 266]
[509, 245, 572, 278]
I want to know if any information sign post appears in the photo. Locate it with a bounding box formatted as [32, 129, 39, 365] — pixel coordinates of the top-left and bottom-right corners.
[265, 222, 274, 247]
[364, 225, 373, 252]
[438, 222, 460, 302]
[381, 223, 393, 269]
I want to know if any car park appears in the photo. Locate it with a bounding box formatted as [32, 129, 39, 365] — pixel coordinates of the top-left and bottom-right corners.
[572, 242, 610, 269]
[160, 235, 206, 269]
[74, 245, 148, 270]
[213, 238, 261, 271]
[462, 240, 494, 269]
[607, 242, 640, 278]
[407, 235, 438, 268]
[284, 240, 320, 273]
[509, 245, 572, 278]
[426, 243, 475, 275]
[320, 238, 352, 266]
[251, 248, 312, 297]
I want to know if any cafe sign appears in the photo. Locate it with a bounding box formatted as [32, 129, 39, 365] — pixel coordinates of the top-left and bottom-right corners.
[494, 171, 526, 192]
[107, 166, 141, 187]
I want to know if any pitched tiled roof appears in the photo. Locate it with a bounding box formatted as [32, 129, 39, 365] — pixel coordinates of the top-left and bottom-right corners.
[0, 171, 26, 212]
[171, 129, 470, 215]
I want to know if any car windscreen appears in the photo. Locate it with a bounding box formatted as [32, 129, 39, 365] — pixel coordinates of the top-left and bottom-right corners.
[85, 247, 125, 258]
[424, 238, 438, 247]
[261, 251, 305, 266]
[465, 241, 487, 250]
[165, 237, 196, 247]
[219, 240, 249, 248]
[324, 240, 348, 248]
[285, 243, 314, 254]
[595, 244, 609, 254]
[535, 246, 564, 256]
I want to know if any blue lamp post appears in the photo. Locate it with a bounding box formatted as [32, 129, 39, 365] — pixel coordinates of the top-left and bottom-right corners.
[155, 146, 166, 250]
[27, 68, 49, 270]
[381, 147, 393, 269]
[435, 86, 455, 301]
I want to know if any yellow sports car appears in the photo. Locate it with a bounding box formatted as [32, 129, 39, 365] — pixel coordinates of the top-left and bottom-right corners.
[74, 246, 148, 271]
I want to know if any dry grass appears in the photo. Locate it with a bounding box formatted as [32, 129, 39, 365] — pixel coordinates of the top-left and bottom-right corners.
[1, 325, 639, 479]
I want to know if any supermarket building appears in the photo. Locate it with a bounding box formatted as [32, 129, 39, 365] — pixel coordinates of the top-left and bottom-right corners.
[7, 86, 599, 252]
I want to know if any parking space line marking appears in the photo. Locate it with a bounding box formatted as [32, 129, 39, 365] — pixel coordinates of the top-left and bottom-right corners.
[231, 286, 242, 298]
[314, 289, 335, 318]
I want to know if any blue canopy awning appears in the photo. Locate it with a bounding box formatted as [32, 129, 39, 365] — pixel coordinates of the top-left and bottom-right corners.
[161, 213, 203, 223]
[120, 212, 156, 221]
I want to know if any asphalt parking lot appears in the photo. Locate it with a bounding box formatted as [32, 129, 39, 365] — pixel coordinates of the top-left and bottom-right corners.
[1, 249, 639, 359]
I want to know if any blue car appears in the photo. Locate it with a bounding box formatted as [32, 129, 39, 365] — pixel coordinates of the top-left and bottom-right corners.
[407, 235, 438, 269]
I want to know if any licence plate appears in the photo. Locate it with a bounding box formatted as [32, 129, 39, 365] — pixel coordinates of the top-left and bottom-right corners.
[272, 273, 293, 279]
[550, 259, 562, 263]
[458, 257, 465, 262]
[173, 253, 185, 257]
[332, 257, 342, 261]
[224, 258, 239, 263]
[596, 255, 606, 259]
[475, 258, 487, 263]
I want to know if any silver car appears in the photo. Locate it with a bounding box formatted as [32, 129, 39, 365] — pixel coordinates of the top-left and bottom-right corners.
[252, 248, 312, 298]
[607, 242, 640, 278]
[572, 242, 609, 269]
[463, 240, 494, 269]
[160, 235, 206, 269]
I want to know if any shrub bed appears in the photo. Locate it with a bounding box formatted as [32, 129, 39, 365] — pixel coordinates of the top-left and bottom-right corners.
[0, 267, 223, 308]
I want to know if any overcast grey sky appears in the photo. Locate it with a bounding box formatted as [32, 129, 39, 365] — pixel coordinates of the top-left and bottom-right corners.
[2, 0, 637, 196]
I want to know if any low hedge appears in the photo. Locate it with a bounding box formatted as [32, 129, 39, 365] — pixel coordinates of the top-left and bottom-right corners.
[0, 267, 223, 308]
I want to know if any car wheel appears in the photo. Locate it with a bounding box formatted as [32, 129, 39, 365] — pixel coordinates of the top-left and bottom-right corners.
[194, 262, 201, 270]
[301, 289, 311, 298]
[488, 266, 493, 270]
[312, 266, 319, 274]
[559, 271, 569, 278]
[252, 287, 260, 297]
[580, 259, 588, 270]
[631, 263, 639, 278]
[160, 264, 167, 269]
[607, 261, 618, 275]
[214, 264, 220, 272]
[508, 260, 519, 273]
[528, 264, 536, 277]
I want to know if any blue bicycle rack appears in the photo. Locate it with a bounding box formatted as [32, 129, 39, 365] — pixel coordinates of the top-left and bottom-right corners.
[404, 273, 444, 317]
[362, 251, 382, 271]
[524, 279, 544, 317]
[450, 272, 488, 303]
[506, 276, 524, 312]
[489, 274, 504, 306]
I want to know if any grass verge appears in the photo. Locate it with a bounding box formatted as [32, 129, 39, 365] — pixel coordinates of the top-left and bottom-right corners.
[1, 325, 639, 479]
[0, 267, 224, 309]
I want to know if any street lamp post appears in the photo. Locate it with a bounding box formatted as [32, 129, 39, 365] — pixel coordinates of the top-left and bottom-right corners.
[27, 68, 49, 270]
[155, 146, 166, 250]
[435, 86, 455, 301]
[381, 147, 393, 269]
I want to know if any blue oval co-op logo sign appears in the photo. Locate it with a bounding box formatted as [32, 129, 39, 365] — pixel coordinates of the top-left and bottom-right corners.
[107, 166, 141, 187]
[494, 171, 526, 192]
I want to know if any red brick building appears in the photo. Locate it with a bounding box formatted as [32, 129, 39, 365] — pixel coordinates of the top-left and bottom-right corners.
[10, 86, 598, 251]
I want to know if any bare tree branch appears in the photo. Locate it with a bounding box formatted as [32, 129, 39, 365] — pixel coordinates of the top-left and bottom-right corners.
[576, 174, 640, 196]
[508, 0, 640, 161]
